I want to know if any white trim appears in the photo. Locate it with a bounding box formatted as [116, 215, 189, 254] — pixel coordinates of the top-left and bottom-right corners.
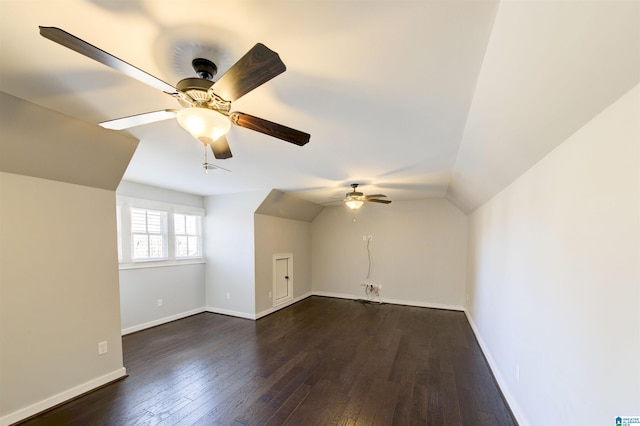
[312, 290, 360, 300]
[381, 296, 464, 312]
[118, 258, 205, 270]
[0, 368, 127, 426]
[464, 309, 528, 426]
[205, 306, 256, 320]
[311, 291, 465, 311]
[272, 253, 293, 307]
[256, 292, 312, 319]
[121, 307, 206, 335]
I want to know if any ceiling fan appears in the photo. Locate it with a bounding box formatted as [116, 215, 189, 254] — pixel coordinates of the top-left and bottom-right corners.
[38, 26, 310, 160]
[344, 184, 392, 210]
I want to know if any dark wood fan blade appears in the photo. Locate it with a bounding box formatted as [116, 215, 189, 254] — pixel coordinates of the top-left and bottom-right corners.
[211, 43, 286, 102]
[365, 194, 387, 198]
[365, 198, 392, 204]
[39, 26, 176, 93]
[210, 135, 232, 159]
[230, 112, 310, 146]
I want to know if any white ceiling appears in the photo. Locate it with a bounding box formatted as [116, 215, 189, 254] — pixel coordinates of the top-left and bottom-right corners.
[1, 0, 638, 213]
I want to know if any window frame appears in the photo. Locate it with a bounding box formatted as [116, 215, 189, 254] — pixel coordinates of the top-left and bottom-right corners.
[116, 196, 205, 269]
[173, 212, 203, 259]
[130, 207, 169, 261]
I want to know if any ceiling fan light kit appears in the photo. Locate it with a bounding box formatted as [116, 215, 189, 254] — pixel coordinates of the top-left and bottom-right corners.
[176, 107, 231, 145]
[343, 184, 392, 210]
[38, 26, 310, 163]
[345, 199, 365, 210]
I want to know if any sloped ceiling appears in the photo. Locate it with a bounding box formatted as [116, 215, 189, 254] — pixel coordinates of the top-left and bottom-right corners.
[0, 0, 637, 213]
[256, 189, 324, 222]
[0, 92, 138, 191]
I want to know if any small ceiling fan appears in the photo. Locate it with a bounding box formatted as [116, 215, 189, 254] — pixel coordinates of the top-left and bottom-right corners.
[344, 184, 392, 210]
[38, 26, 310, 160]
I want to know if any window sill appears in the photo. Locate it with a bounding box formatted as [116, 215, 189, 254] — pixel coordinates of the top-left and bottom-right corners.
[118, 259, 205, 270]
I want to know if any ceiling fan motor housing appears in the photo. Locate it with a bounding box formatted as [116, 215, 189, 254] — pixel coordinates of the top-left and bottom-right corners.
[175, 77, 231, 113]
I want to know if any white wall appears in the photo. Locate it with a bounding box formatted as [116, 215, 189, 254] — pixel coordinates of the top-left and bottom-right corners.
[254, 214, 313, 316]
[0, 173, 126, 424]
[119, 264, 205, 333]
[204, 191, 269, 318]
[466, 85, 640, 425]
[312, 198, 468, 308]
[116, 181, 206, 333]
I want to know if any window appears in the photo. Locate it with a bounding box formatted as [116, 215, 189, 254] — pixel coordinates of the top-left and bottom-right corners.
[116, 196, 204, 267]
[131, 208, 168, 260]
[174, 213, 202, 258]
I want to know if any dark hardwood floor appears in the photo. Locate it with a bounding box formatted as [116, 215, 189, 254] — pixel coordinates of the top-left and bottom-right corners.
[18, 296, 516, 425]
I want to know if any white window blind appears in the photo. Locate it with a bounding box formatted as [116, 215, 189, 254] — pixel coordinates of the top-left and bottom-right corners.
[131, 208, 168, 261]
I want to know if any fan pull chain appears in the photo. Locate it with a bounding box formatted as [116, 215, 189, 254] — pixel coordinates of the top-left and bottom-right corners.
[203, 144, 209, 174]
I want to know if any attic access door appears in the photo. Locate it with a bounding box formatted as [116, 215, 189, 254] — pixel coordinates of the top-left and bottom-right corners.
[273, 253, 293, 306]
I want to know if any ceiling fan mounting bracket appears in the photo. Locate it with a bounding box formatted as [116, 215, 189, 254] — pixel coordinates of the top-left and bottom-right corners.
[192, 58, 217, 80]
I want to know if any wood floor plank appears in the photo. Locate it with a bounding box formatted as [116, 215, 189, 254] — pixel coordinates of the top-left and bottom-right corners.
[17, 297, 517, 426]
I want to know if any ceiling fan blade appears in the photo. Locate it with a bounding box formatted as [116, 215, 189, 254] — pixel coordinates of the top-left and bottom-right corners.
[365, 198, 392, 204]
[365, 194, 387, 198]
[230, 112, 310, 146]
[99, 110, 177, 130]
[39, 26, 176, 94]
[211, 43, 286, 102]
[209, 135, 233, 160]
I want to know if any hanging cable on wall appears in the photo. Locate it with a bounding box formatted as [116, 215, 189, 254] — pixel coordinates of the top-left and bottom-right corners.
[356, 236, 382, 304]
[366, 236, 372, 280]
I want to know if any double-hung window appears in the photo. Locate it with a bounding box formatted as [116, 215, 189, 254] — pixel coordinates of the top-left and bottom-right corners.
[116, 196, 204, 267]
[174, 213, 202, 258]
[131, 208, 168, 260]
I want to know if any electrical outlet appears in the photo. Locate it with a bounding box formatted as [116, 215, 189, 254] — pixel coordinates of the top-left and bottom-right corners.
[226, 292, 231, 300]
[157, 298, 163, 307]
[98, 341, 108, 355]
[268, 291, 272, 299]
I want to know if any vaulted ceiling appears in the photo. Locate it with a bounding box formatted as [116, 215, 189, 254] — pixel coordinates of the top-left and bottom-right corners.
[1, 0, 638, 213]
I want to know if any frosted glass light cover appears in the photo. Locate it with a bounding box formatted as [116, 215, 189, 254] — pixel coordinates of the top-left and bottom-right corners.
[177, 107, 231, 144]
[345, 199, 364, 210]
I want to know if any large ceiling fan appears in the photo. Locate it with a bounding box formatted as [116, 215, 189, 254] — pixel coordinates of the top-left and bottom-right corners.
[38, 26, 310, 160]
[344, 184, 392, 210]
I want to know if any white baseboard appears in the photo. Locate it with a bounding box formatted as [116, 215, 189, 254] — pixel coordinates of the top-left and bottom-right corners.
[205, 306, 256, 320]
[0, 368, 127, 426]
[121, 307, 207, 335]
[312, 291, 465, 311]
[312, 290, 358, 300]
[464, 310, 528, 426]
[255, 292, 312, 319]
